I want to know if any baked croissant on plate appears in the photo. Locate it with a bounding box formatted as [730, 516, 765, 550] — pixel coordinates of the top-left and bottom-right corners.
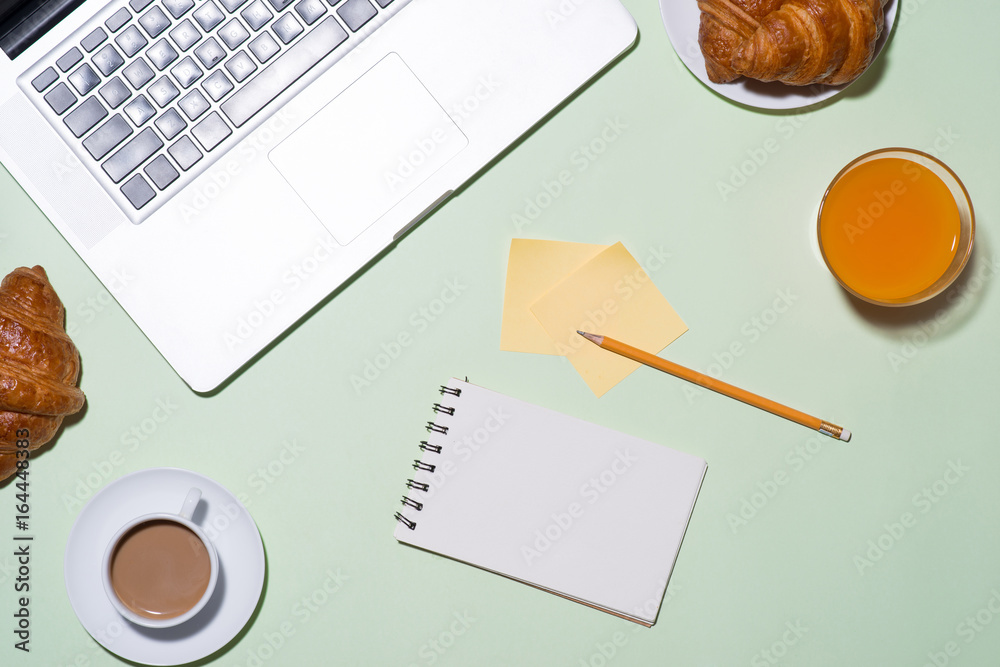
[0, 266, 84, 482]
[698, 0, 887, 86]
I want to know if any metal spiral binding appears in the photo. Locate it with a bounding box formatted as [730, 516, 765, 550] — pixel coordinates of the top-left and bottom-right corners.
[425, 421, 449, 435]
[395, 384, 460, 531]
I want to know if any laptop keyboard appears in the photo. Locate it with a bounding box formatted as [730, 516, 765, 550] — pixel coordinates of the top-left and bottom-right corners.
[20, 0, 403, 223]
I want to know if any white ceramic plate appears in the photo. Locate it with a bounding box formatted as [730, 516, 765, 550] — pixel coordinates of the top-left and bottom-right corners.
[64, 468, 266, 666]
[660, 0, 899, 110]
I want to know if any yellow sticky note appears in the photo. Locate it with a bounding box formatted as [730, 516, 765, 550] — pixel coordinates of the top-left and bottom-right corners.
[500, 239, 609, 355]
[530, 242, 687, 397]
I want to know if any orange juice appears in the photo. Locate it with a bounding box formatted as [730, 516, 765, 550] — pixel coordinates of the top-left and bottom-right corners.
[819, 157, 961, 303]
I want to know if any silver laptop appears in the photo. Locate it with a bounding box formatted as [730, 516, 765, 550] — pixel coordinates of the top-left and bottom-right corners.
[0, 0, 636, 391]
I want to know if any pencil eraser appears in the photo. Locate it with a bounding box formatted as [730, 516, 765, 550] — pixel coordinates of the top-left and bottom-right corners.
[839, 428, 852, 442]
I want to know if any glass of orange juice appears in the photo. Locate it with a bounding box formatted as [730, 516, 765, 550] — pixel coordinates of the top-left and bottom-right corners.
[818, 148, 975, 306]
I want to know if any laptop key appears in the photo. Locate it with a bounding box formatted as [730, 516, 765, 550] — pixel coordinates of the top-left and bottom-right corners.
[218, 20, 250, 50]
[162, 0, 195, 19]
[43, 82, 77, 115]
[191, 111, 232, 150]
[202, 70, 234, 101]
[99, 77, 132, 108]
[267, 0, 295, 11]
[194, 37, 226, 68]
[121, 173, 156, 209]
[154, 108, 187, 140]
[115, 26, 148, 57]
[294, 0, 325, 25]
[193, 1, 225, 30]
[144, 154, 180, 189]
[336, 0, 376, 32]
[56, 47, 83, 72]
[178, 89, 210, 120]
[147, 39, 179, 70]
[123, 58, 155, 88]
[225, 50, 257, 82]
[123, 95, 156, 125]
[93, 44, 125, 76]
[81, 27, 109, 52]
[68, 63, 101, 95]
[271, 13, 302, 44]
[31, 67, 59, 93]
[148, 76, 180, 106]
[168, 136, 202, 170]
[221, 17, 346, 127]
[106, 8, 132, 33]
[139, 6, 171, 37]
[83, 114, 133, 160]
[241, 0, 273, 31]
[103, 127, 163, 182]
[171, 56, 203, 88]
[169, 19, 201, 51]
[248, 32, 279, 64]
[129, 0, 155, 13]
[374, 0, 391, 7]
[63, 96, 108, 138]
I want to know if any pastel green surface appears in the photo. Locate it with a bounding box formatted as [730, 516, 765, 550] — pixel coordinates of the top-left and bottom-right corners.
[3, 1, 1000, 665]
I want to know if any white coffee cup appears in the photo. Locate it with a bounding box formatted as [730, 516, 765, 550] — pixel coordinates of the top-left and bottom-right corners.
[101, 487, 219, 629]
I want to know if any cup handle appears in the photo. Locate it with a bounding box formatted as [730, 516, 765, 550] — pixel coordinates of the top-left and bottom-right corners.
[179, 487, 202, 521]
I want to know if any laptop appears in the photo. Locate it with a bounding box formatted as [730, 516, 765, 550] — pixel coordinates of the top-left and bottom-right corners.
[0, 0, 637, 391]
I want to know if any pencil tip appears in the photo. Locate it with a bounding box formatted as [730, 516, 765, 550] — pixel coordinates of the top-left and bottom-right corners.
[576, 330, 587, 336]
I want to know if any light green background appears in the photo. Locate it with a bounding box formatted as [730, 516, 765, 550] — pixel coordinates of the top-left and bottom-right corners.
[3, 0, 999, 664]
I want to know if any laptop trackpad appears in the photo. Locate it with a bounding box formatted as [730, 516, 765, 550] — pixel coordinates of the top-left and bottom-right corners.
[269, 53, 468, 246]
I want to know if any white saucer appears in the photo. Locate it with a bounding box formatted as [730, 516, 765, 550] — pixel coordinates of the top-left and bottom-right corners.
[660, 0, 899, 110]
[65, 468, 266, 666]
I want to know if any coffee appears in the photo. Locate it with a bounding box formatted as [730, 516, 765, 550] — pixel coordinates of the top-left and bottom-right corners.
[109, 519, 212, 620]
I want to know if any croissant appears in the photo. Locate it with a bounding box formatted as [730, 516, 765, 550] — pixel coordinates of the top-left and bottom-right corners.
[698, 0, 886, 86]
[0, 266, 84, 482]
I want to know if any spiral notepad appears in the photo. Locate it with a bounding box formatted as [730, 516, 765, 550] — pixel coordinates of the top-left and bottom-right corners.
[393, 378, 707, 626]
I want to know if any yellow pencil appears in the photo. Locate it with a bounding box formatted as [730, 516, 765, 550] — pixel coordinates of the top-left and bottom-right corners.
[578, 331, 851, 442]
